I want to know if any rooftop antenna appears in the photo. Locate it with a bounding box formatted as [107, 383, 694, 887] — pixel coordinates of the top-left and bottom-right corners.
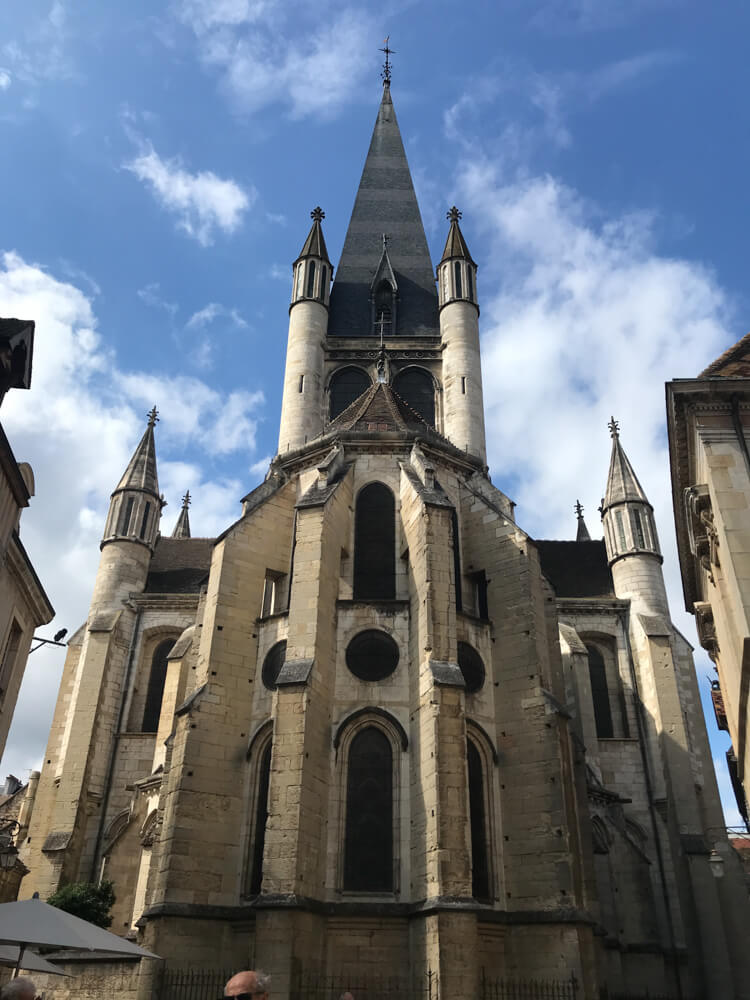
[380, 36, 394, 86]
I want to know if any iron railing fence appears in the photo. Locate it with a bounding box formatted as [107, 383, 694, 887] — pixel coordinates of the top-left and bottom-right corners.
[161, 967, 236, 1000]
[290, 969, 438, 1000]
[480, 972, 579, 999]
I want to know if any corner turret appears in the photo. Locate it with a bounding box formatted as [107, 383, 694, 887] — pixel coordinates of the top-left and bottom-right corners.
[172, 490, 191, 539]
[102, 406, 164, 551]
[278, 208, 330, 453]
[438, 207, 486, 462]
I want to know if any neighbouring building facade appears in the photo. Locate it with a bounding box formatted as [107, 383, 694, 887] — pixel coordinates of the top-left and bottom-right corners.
[18, 82, 750, 999]
[668, 336, 750, 826]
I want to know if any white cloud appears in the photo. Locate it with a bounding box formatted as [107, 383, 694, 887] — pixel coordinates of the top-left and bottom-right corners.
[124, 143, 254, 246]
[528, 0, 680, 32]
[138, 281, 178, 317]
[249, 454, 272, 478]
[186, 302, 247, 329]
[1, 1, 76, 86]
[0, 70, 11, 90]
[178, 0, 374, 118]
[0, 251, 265, 778]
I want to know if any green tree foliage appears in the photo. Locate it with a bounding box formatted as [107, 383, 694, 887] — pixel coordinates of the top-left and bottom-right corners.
[47, 880, 116, 929]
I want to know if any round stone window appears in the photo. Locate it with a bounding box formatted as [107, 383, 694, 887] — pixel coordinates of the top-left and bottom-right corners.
[262, 640, 287, 690]
[458, 641, 485, 694]
[346, 630, 399, 682]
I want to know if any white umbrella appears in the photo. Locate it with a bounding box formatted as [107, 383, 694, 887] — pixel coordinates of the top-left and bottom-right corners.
[0, 945, 70, 976]
[0, 896, 159, 976]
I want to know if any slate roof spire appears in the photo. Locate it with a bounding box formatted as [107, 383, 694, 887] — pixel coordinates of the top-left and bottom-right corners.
[603, 416, 650, 508]
[440, 206, 476, 266]
[295, 206, 330, 265]
[327, 85, 438, 338]
[575, 500, 591, 541]
[115, 406, 161, 498]
[172, 491, 192, 539]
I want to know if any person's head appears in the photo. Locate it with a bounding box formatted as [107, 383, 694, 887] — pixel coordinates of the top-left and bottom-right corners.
[0, 978, 38, 1000]
[223, 970, 270, 1000]
[339, 993, 354, 1000]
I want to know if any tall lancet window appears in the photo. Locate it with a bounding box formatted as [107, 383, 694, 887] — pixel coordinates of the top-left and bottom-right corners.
[329, 367, 371, 420]
[142, 638, 175, 732]
[343, 727, 393, 892]
[467, 739, 491, 902]
[586, 643, 614, 738]
[454, 261, 463, 299]
[374, 281, 394, 337]
[393, 367, 435, 427]
[354, 483, 396, 600]
[248, 741, 272, 895]
[306, 260, 316, 298]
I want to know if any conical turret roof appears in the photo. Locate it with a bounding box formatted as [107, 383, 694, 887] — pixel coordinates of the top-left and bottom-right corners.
[575, 501, 591, 541]
[440, 207, 475, 266]
[603, 419, 650, 508]
[114, 407, 160, 498]
[172, 491, 192, 539]
[327, 85, 438, 338]
[296, 207, 330, 264]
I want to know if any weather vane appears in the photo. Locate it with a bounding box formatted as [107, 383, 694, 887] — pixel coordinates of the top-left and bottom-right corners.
[608, 416, 620, 439]
[380, 36, 394, 85]
[147, 405, 159, 428]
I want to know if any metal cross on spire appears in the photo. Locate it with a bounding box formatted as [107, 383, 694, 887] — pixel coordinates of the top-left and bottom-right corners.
[147, 405, 159, 428]
[447, 206, 462, 223]
[574, 500, 585, 519]
[380, 36, 394, 85]
[181, 490, 191, 509]
[608, 416, 620, 439]
[311, 207, 325, 222]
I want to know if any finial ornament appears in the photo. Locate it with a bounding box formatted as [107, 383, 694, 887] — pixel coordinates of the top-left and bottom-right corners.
[608, 416, 620, 439]
[311, 207, 325, 222]
[447, 206, 462, 223]
[147, 405, 159, 428]
[382, 233, 390, 250]
[181, 490, 191, 509]
[380, 36, 394, 85]
[575, 500, 584, 519]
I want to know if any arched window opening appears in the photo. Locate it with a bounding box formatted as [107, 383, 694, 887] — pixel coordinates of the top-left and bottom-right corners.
[262, 640, 287, 691]
[248, 741, 272, 895]
[631, 508, 646, 548]
[329, 367, 371, 421]
[320, 264, 327, 299]
[614, 510, 627, 551]
[454, 261, 463, 299]
[139, 501, 151, 540]
[353, 483, 395, 600]
[587, 643, 614, 738]
[343, 727, 393, 891]
[306, 260, 316, 298]
[142, 638, 176, 732]
[392, 367, 435, 427]
[458, 642, 485, 694]
[119, 496, 134, 536]
[466, 266, 474, 301]
[374, 281, 394, 337]
[451, 509, 463, 612]
[467, 739, 491, 901]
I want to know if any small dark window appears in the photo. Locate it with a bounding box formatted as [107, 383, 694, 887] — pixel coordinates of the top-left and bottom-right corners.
[461, 376, 466, 394]
[248, 742, 272, 894]
[466, 267, 474, 301]
[451, 509, 463, 612]
[139, 501, 151, 540]
[262, 641, 287, 690]
[468, 740, 490, 901]
[320, 265, 327, 298]
[142, 638, 176, 732]
[298, 374, 304, 393]
[119, 496, 134, 536]
[374, 281, 393, 337]
[615, 510, 627, 550]
[353, 483, 396, 600]
[343, 727, 393, 892]
[471, 570, 489, 620]
[306, 260, 316, 298]
[454, 261, 463, 298]
[587, 644, 613, 738]
[393, 367, 435, 427]
[631, 508, 645, 548]
[329, 367, 371, 420]
[346, 630, 399, 681]
[458, 642, 485, 694]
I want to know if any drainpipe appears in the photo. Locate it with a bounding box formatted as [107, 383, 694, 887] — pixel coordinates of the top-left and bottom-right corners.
[89, 606, 143, 881]
[619, 609, 684, 1000]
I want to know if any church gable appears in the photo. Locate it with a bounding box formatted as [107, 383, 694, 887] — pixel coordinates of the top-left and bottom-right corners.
[700, 330, 750, 377]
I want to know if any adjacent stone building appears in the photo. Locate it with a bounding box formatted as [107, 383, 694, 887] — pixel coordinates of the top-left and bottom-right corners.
[667, 336, 750, 824]
[19, 82, 750, 999]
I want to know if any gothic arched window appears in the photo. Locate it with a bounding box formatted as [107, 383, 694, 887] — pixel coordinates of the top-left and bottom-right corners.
[248, 740, 272, 895]
[451, 509, 463, 612]
[343, 726, 393, 891]
[142, 638, 175, 732]
[586, 643, 614, 738]
[353, 482, 396, 600]
[454, 261, 463, 298]
[306, 260, 316, 298]
[467, 738, 491, 901]
[329, 366, 371, 420]
[392, 367, 435, 427]
[374, 281, 394, 337]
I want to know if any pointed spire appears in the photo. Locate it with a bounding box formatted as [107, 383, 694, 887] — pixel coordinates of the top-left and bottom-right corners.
[603, 417, 650, 508]
[296, 207, 330, 264]
[114, 406, 161, 498]
[328, 86, 438, 338]
[172, 491, 192, 539]
[440, 206, 476, 266]
[575, 500, 591, 541]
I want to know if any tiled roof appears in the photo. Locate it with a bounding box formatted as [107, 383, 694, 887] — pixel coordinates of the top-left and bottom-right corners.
[327, 381, 431, 434]
[604, 435, 649, 507]
[440, 218, 475, 266]
[535, 539, 615, 599]
[115, 423, 159, 497]
[297, 217, 330, 264]
[700, 331, 750, 377]
[145, 536, 213, 594]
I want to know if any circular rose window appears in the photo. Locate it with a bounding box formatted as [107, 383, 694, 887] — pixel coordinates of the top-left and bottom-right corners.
[262, 640, 287, 690]
[458, 641, 485, 694]
[346, 630, 399, 682]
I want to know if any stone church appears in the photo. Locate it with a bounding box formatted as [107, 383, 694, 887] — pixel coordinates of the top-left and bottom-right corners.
[18, 79, 750, 999]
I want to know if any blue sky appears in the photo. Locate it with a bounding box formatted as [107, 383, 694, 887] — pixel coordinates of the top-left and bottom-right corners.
[1, 0, 749, 823]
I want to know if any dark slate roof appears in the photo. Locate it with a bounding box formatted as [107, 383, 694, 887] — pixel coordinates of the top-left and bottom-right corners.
[604, 434, 649, 508]
[700, 331, 750, 377]
[327, 381, 432, 434]
[145, 536, 213, 593]
[535, 540, 614, 599]
[440, 218, 475, 266]
[297, 217, 330, 264]
[327, 85, 439, 338]
[115, 423, 159, 497]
